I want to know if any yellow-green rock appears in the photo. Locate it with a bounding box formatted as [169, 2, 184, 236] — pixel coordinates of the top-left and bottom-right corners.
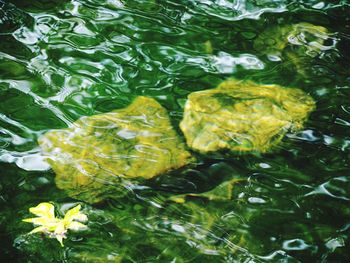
[39, 96, 193, 203]
[180, 79, 315, 154]
[254, 22, 333, 58]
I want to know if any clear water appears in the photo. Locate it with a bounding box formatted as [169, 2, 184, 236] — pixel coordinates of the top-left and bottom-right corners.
[1, 0, 350, 262]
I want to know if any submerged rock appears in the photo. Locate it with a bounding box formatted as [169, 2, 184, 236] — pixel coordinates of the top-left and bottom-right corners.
[254, 22, 336, 59]
[39, 96, 193, 203]
[254, 23, 338, 77]
[180, 79, 315, 154]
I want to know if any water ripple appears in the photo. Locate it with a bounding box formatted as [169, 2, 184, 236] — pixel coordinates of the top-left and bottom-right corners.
[1, 0, 350, 262]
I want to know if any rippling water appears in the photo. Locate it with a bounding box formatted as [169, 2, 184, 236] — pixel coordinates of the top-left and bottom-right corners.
[1, 0, 350, 262]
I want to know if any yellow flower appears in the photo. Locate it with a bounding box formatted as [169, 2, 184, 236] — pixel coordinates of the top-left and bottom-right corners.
[23, 202, 88, 246]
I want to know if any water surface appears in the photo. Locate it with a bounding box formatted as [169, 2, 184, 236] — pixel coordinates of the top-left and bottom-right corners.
[1, 0, 350, 262]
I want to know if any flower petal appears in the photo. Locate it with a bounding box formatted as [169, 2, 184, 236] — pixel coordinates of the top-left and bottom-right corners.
[63, 205, 81, 221]
[29, 226, 47, 234]
[54, 221, 66, 236]
[23, 217, 60, 227]
[73, 213, 88, 223]
[67, 221, 88, 231]
[55, 235, 65, 247]
[29, 202, 55, 219]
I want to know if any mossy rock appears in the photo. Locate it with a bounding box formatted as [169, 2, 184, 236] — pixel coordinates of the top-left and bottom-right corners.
[254, 23, 337, 78]
[180, 79, 315, 154]
[39, 96, 193, 203]
[254, 22, 334, 58]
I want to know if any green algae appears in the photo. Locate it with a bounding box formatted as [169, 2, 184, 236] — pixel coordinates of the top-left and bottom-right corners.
[38, 96, 193, 203]
[180, 79, 316, 154]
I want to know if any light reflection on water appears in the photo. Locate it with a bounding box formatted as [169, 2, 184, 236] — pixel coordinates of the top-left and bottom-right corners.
[1, 0, 350, 262]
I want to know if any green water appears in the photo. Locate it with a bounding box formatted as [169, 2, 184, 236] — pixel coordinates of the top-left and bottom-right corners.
[1, 0, 350, 262]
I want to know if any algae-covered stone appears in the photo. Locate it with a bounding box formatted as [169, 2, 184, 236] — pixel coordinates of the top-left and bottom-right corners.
[39, 96, 193, 203]
[254, 22, 335, 58]
[254, 23, 338, 78]
[180, 79, 315, 154]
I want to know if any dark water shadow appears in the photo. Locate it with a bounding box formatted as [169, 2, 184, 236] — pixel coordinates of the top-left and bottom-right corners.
[6, 0, 69, 12]
[0, 0, 33, 34]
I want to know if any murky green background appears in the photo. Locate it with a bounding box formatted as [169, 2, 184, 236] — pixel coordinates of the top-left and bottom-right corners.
[1, 0, 350, 262]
